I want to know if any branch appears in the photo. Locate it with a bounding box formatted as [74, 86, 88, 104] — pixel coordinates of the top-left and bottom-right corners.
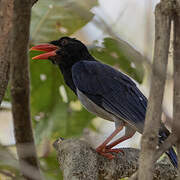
[0, 0, 13, 104]
[0, 0, 37, 107]
[173, 0, 180, 174]
[10, 0, 41, 179]
[0, 170, 15, 179]
[138, 1, 172, 180]
[129, 133, 178, 180]
[53, 138, 177, 180]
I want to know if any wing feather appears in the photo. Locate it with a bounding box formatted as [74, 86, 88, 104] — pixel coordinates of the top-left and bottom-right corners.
[72, 60, 147, 131]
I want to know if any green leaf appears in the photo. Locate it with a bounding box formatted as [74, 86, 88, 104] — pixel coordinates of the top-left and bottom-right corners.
[0, 145, 21, 177]
[3, 84, 11, 102]
[30, 51, 93, 143]
[40, 151, 62, 180]
[31, 0, 97, 43]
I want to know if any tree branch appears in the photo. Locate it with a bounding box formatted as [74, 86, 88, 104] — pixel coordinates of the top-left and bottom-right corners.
[0, 170, 15, 179]
[138, 1, 172, 180]
[173, 0, 180, 176]
[0, 0, 13, 105]
[0, 0, 38, 107]
[10, 0, 41, 179]
[129, 133, 178, 180]
[53, 138, 177, 180]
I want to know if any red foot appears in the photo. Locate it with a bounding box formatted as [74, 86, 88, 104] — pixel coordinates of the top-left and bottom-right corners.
[96, 147, 124, 159]
[105, 148, 124, 154]
[96, 150, 115, 159]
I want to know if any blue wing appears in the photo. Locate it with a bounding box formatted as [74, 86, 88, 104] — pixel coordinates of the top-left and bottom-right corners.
[72, 60, 147, 132]
[72, 60, 177, 168]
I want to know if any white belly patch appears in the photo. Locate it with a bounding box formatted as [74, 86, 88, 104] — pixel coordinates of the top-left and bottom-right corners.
[77, 89, 117, 122]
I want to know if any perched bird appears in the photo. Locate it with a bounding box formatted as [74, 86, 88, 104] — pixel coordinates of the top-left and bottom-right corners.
[31, 37, 177, 167]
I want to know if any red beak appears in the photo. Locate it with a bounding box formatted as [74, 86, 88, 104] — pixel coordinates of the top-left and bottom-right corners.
[30, 43, 58, 60]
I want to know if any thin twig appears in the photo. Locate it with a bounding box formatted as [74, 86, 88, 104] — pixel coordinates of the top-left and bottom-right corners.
[0, 170, 15, 179]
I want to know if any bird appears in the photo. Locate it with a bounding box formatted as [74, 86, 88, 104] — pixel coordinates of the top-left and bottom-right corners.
[30, 36, 177, 168]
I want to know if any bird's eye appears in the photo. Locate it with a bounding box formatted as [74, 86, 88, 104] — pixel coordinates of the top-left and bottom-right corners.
[61, 39, 68, 46]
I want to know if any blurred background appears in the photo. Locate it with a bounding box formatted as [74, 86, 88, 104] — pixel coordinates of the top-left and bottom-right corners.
[1, 0, 174, 179]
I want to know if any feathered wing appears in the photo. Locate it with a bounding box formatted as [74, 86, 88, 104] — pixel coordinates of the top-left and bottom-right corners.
[72, 60, 177, 168]
[72, 60, 147, 132]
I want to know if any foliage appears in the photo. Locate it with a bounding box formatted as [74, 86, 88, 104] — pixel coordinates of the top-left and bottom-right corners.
[1, 0, 145, 179]
[30, 0, 97, 43]
[90, 38, 144, 83]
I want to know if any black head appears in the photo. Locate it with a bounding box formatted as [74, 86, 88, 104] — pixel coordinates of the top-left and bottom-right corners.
[49, 37, 93, 66]
[31, 37, 93, 68]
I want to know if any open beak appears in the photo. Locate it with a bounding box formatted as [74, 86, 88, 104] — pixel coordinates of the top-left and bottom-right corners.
[30, 43, 58, 60]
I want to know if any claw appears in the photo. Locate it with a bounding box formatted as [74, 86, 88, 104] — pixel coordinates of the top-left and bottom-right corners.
[105, 148, 124, 154]
[96, 146, 124, 159]
[98, 151, 115, 159]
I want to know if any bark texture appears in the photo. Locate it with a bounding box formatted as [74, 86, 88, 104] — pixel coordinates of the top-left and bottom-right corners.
[138, 1, 172, 180]
[53, 138, 177, 180]
[0, 0, 13, 104]
[10, 0, 41, 179]
[0, 0, 39, 106]
[173, 0, 180, 177]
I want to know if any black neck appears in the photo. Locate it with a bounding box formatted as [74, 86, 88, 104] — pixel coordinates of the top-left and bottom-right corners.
[58, 58, 96, 95]
[59, 65, 76, 94]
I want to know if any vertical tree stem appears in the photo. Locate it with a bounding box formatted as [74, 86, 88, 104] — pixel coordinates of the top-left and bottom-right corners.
[173, 0, 180, 177]
[0, 0, 13, 104]
[10, 0, 41, 179]
[138, 1, 171, 180]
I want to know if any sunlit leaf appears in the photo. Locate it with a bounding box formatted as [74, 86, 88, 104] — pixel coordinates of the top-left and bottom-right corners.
[31, 0, 97, 43]
[30, 51, 93, 143]
[0, 145, 21, 178]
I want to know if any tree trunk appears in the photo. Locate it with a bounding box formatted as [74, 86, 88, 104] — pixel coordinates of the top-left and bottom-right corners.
[10, 0, 41, 179]
[173, 0, 180, 178]
[0, 0, 13, 104]
[138, 1, 171, 179]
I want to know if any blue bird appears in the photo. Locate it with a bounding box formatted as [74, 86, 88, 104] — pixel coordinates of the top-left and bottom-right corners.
[31, 37, 177, 168]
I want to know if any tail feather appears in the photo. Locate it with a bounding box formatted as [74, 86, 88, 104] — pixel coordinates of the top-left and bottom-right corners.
[159, 127, 177, 168]
[166, 147, 178, 168]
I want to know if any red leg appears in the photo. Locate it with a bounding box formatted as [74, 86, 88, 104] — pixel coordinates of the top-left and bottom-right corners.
[106, 131, 136, 149]
[97, 151, 115, 159]
[96, 126, 123, 159]
[96, 125, 123, 152]
[104, 148, 124, 154]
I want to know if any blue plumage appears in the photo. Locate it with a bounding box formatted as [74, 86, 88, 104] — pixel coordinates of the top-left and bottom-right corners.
[72, 60, 177, 168]
[32, 36, 177, 168]
[167, 148, 177, 168]
[72, 60, 147, 131]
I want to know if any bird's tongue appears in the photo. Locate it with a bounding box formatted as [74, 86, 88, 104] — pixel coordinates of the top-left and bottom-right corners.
[30, 43, 58, 60]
